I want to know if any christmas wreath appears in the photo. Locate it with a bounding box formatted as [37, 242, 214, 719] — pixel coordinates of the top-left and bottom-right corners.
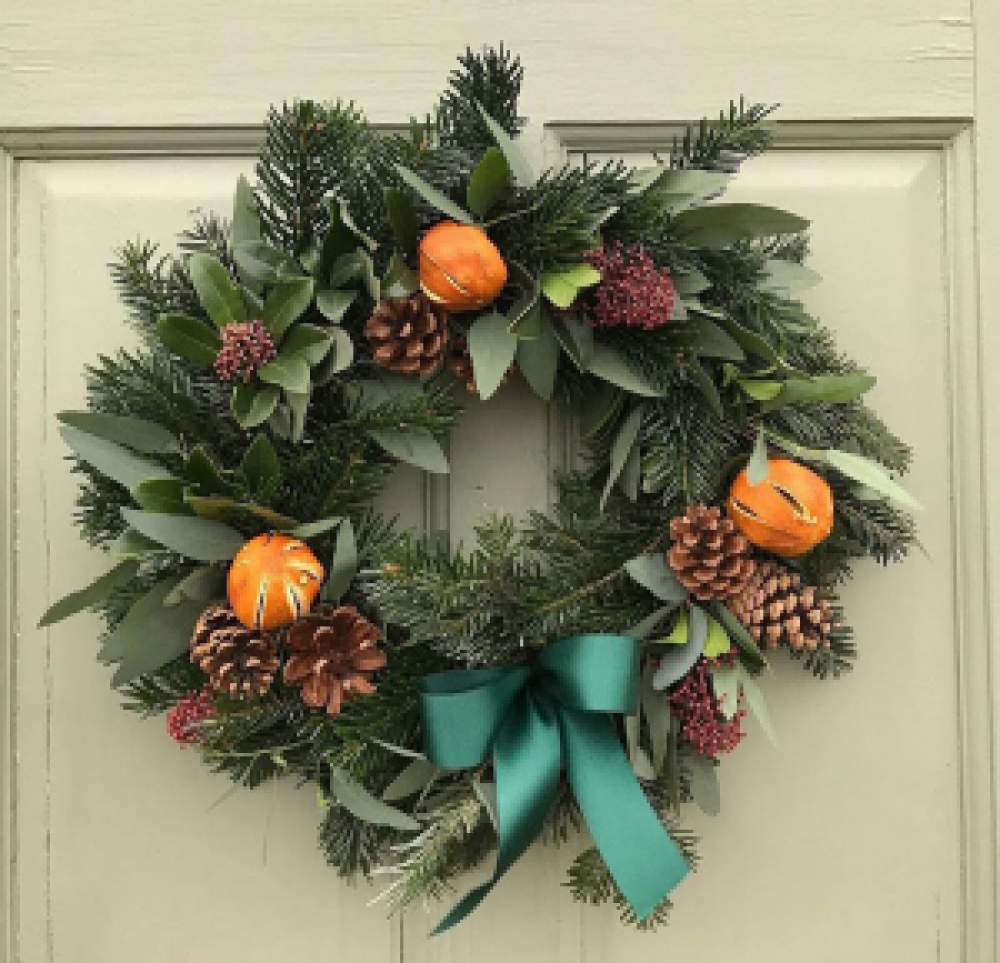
[40, 46, 919, 932]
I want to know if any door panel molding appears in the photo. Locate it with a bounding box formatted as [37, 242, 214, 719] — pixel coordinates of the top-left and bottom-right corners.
[1, 117, 993, 962]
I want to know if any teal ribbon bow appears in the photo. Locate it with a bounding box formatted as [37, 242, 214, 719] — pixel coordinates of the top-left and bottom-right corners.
[419, 633, 690, 933]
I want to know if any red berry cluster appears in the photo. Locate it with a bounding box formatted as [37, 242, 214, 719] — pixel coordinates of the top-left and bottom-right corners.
[214, 320, 276, 383]
[166, 686, 215, 747]
[583, 243, 676, 330]
[667, 655, 745, 758]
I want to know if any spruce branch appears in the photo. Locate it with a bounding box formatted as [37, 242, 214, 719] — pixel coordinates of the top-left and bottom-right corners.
[671, 98, 776, 172]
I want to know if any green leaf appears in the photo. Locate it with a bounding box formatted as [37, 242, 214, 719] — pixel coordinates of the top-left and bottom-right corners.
[393, 164, 473, 224]
[288, 516, 342, 539]
[57, 411, 179, 455]
[188, 253, 246, 328]
[602, 406, 643, 510]
[747, 427, 770, 485]
[281, 324, 333, 366]
[740, 673, 777, 744]
[262, 276, 315, 341]
[383, 758, 439, 802]
[766, 373, 876, 408]
[164, 565, 225, 605]
[686, 358, 723, 417]
[626, 605, 677, 641]
[710, 664, 741, 720]
[639, 666, 673, 772]
[624, 553, 688, 602]
[385, 187, 420, 253]
[656, 607, 689, 646]
[99, 575, 205, 686]
[315, 288, 357, 323]
[516, 315, 560, 400]
[233, 240, 297, 286]
[59, 425, 172, 490]
[38, 558, 139, 627]
[588, 343, 664, 398]
[738, 378, 783, 402]
[761, 259, 821, 294]
[626, 713, 656, 780]
[383, 252, 419, 298]
[156, 313, 222, 366]
[183, 446, 233, 496]
[693, 317, 745, 361]
[367, 428, 449, 474]
[231, 383, 280, 429]
[701, 611, 733, 659]
[232, 174, 261, 247]
[476, 102, 537, 187]
[652, 615, 705, 689]
[111, 529, 165, 560]
[329, 767, 419, 831]
[468, 311, 518, 400]
[701, 309, 780, 365]
[631, 167, 731, 210]
[671, 203, 810, 248]
[184, 494, 297, 530]
[686, 755, 721, 816]
[540, 263, 601, 309]
[466, 146, 511, 217]
[323, 518, 358, 601]
[240, 434, 280, 491]
[820, 449, 922, 511]
[552, 315, 594, 370]
[121, 508, 245, 562]
[132, 478, 192, 515]
[711, 602, 767, 667]
[672, 269, 711, 297]
[257, 353, 310, 395]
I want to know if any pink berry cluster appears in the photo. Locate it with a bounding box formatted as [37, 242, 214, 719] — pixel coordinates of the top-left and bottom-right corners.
[167, 686, 215, 747]
[667, 655, 746, 758]
[583, 242, 676, 330]
[214, 320, 276, 383]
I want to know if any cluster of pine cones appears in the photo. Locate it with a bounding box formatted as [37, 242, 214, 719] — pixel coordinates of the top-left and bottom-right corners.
[364, 291, 514, 394]
[190, 602, 386, 715]
[668, 503, 836, 652]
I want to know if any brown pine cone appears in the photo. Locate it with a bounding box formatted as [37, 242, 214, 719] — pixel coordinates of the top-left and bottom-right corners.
[364, 291, 448, 376]
[667, 504, 756, 601]
[448, 335, 515, 395]
[283, 604, 386, 716]
[191, 603, 280, 699]
[727, 561, 836, 651]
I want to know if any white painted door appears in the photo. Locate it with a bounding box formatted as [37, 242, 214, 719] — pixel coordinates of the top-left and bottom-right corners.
[3, 5, 998, 962]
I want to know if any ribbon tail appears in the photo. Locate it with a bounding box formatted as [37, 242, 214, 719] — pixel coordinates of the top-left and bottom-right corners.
[432, 692, 562, 934]
[562, 708, 690, 921]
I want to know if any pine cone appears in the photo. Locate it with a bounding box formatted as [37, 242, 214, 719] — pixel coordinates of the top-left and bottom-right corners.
[283, 605, 386, 716]
[727, 561, 836, 651]
[448, 335, 515, 395]
[364, 292, 448, 376]
[190, 603, 280, 698]
[667, 504, 756, 601]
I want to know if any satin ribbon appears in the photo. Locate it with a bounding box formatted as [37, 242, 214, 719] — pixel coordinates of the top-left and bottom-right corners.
[419, 633, 690, 933]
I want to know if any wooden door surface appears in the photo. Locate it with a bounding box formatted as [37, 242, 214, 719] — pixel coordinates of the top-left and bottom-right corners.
[2, 4, 998, 962]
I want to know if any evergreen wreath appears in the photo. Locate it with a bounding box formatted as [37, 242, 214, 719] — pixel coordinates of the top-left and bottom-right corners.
[40, 45, 919, 933]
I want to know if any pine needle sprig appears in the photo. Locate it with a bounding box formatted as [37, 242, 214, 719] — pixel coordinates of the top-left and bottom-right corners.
[670, 98, 776, 172]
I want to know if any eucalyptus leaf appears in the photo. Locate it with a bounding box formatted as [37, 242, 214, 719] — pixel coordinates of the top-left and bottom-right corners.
[164, 565, 225, 606]
[467, 146, 511, 217]
[184, 494, 297, 530]
[57, 412, 179, 455]
[132, 478, 192, 515]
[515, 314, 560, 400]
[385, 187, 420, 253]
[747, 427, 770, 485]
[626, 714, 656, 780]
[234, 240, 297, 286]
[739, 379, 784, 402]
[59, 425, 172, 490]
[540, 263, 601, 309]
[121, 509, 245, 562]
[288, 517, 342, 539]
[468, 311, 518, 400]
[383, 758, 439, 802]
[38, 558, 139, 628]
[232, 174, 261, 247]
[672, 269, 712, 297]
[652, 625, 705, 690]
[701, 310, 780, 365]
[587, 343, 664, 398]
[624, 553, 688, 602]
[602, 406, 643, 510]
[631, 167, 731, 209]
[552, 315, 594, 370]
[626, 605, 676, 641]
[184, 446, 233, 496]
[710, 665, 741, 720]
[686, 358, 723, 417]
[476, 102, 536, 187]
[820, 449, 922, 511]
[741, 673, 777, 744]
[316, 288, 357, 323]
[671, 203, 810, 248]
[766, 373, 876, 408]
[257, 354, 310, 395]
[188, 253, 246, 328]
[640, 667, 673, 772]
[761, 259, 821, 294]
[111, 529, 165, 560]
[686, 754, 721, 816]
[701, 611, 733, 659]
[393, 164, 473, 224]
[262, 276, 315, 341]
[323, 518, 358, 601]
[156, 313, 222, 366]
[329, 767, 419, 831]
[711, 602, 767, 667]
[231, 383, 280, 429]
[368, 428, 448, 474]
[693, 317, 745, 361]
[240, 434, 281, 491]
